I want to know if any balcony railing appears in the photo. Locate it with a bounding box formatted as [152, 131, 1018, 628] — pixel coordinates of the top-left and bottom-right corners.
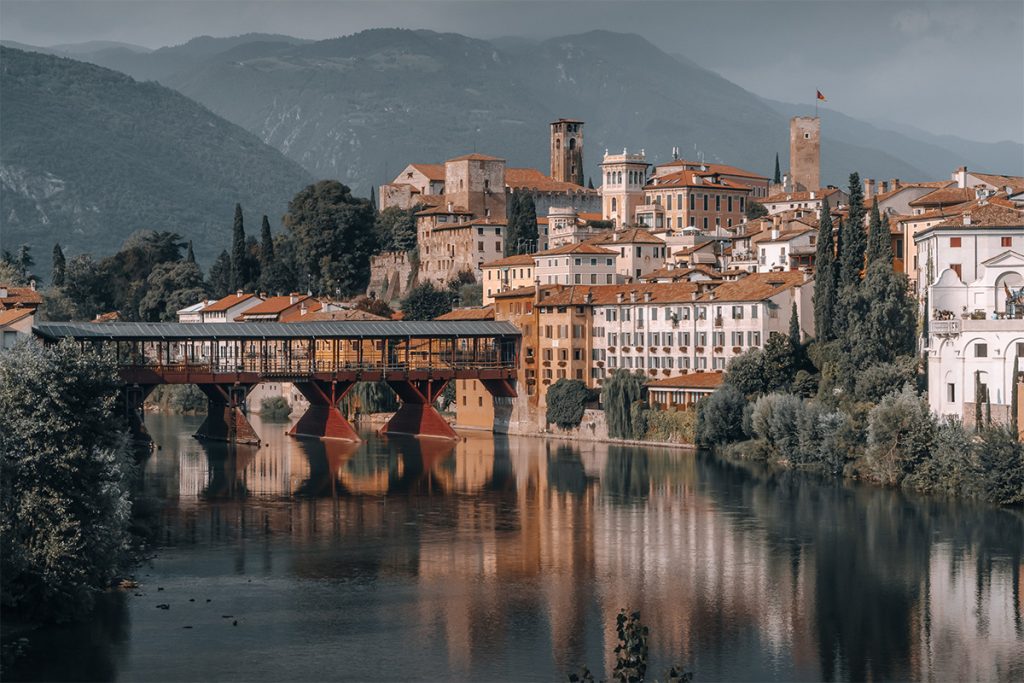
[929, 320, 961, 336]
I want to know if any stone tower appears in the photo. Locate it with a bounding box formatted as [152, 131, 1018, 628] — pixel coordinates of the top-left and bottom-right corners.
[600, 149, 649, 228]
[443, 153, 507, 220]
[789, 116, 820, 192]
[550, 119, 584, 186]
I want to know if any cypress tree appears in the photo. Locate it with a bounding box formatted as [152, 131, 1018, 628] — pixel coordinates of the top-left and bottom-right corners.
[866, 203, 891, 266]
[588, 177, 595, 190]
[208, 249, 232, 299]
[839, 172, 866, 289]
[369, 186, 377, 213]
[1012, 355, 1019, 439]
[51, 243, 66, 287]
[813, 199, 837, 341]
[185, 241, 196, 264]
[259, 215, 274, 267]
[975, 370, 984, 429]
[789, 302, 800, 346]
[230, 203, 247, 291]
[773, 153, 781, 184]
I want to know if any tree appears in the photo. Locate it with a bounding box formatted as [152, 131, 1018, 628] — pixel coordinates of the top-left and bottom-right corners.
[546, 379, 593, 429]
[866, 203, 891, 266]
[284, 181, 376, 296]
[773, 153, 781, 184]
[587, 177, 595, 190]
[789, 302, 801, 346]
[1012, 355, 1020, 439]
[354, 296, 394, 318]
[51, 244, 66, 287]
[260, 235, 299, 295]
[208, 250, 232, 299]
[696, 384, 747, 445]
[16, 244, 35, 280]
[724, 349, 768, 397]
[230, 203, 248, 292]
[400, 282, 451, 320]
[137, 261, 208, 321]
[259, 215, 274, 272]
[374, 206, 418, 252]
[847, 259, 916, 371]
[745, 200, 768, 221]
[369, 186, 377, 213]
[505, 191, 539, 256]
[839, 172, 866, 290]
[0, 260, 27, 285]
[813, 199, 838, 341]
[185, 240, 196, 264]
[61, 254, 107, 319]
[0, 340, 134, 621]
[602, 370, 647, 439]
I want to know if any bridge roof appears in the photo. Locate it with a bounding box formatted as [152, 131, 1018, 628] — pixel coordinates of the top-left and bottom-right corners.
[34, 320, 521, 341]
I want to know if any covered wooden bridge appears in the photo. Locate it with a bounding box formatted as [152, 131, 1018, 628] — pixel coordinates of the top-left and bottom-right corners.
[33, 320, 520, 443]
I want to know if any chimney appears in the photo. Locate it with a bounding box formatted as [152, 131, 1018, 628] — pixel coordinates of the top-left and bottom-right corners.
[690, 291, 699, 300]
[963, 212, 972, 226]
[643, 291, 652, 302]
[954, 166, 968, 188]
[809, 191, 816, 200]
[533, 278, 542, 305]
[290, 293, 299, 305]
[447, 201, 453, 212]
[236, 289, 244, 298]
[864, 178, 875, 201]
[616, 291, 624, 304]
[629, 291, 637, 303]
[584, 291, 593, 304]
[300, 302, 308, 315]
[890, 178, 900, 191]
[0, 286, 6, 298]
[771, 228, 781, 240]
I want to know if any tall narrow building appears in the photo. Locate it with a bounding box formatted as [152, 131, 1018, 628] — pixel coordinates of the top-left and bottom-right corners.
[550, 119, 584, 186]
[789, 116, 821, 192]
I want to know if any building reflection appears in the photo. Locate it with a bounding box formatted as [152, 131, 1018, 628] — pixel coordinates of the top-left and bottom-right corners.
[139, 418, 1024, 681]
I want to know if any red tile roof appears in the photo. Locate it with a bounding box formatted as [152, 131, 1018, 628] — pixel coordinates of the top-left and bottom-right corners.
[535, 242, 617, 256]
[908, 187, 977, 207]
[235, 295, 321, 320]
[646, 169, 752, 191]
[506, 167, 593, 194]
[656, 159, 769, 181]
[482, 254, 536, 268]
[0, 308, 34, 326]
[763, 188, 842, 203]
[647, 372, 725, 389]
[435, 305, 495, 321]
[697, 271, 806, 302]
[408, 163, 445, 181]
[538, 282, 700, 306]
[447, 153, 505, 162]
[0, 286, 43, 308]
[928, 203, 1024, 230]
[596, 228, 665, 245]
[298, 308, 389, 321]
[202, 293, 258, 312]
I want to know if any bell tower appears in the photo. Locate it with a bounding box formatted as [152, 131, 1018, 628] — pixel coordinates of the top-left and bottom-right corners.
[550, 119, 584, 186]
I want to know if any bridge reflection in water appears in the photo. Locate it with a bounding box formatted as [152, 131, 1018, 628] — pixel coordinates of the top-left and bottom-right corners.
[33, 320, 520, 443]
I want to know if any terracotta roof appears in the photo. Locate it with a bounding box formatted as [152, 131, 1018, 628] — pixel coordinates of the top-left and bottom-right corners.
[415, 205, 473, 216]
[93, 311, 121, 322]
[645, 169, 752, 191]
[505, 167, 592, 194]
[538, 282, 700, 306]
[969, 172, 1024, 193]
[203, 293, 259, 312]
[482, 254, 536, 268]
[433, 219, 507, 232]
[0, 308, 34, 326]
[535, 242, 617, 257]
[763, 188, 841, 203]
[697, 271, 807, 302]
[928, 203, 1024, 230]
[235, 295, 320, 320]
[596, 228, 665, 245]
[447, 153, 504, 162]
[492, 285, 537, 299]
[908, 187, 977, 207]
[435, 305, 495, 321]
[655, 159, 769, 180]
[408, 163, 445, 181]
[640, 265, 718, 282]
[762, 227, 817, 243]
[647, 372, 725, 389]
[0, 286, 43, 307]
[298, 309, 388, 322]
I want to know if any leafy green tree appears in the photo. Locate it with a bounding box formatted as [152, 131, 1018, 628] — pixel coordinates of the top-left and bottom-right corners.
[696, 384, 747, 445]
[745, 200, 769, 221]
[61, 254, 107, 319]
[546, 379, 593, 429]
[0, 339, 134, 621]
[354, 296, 394, 318]
[0, 260, 27, 285]
[602, 370, 647, 439]
[137, 261, 208, 321]
[864, 386, 937, 486]
[813, 199, 838, 341]
[839, 172, 866, 290]
[505, 191, 539, 256]
[725, 348, 768, 397]
[208, 250, 232, 299]
[848, 259, 917, 371]
[230, 203, 248, 292]
[51, 243, 66, 287]
[773, 153, 781, 184]
[762, 332, 801, 392]
[342, 382, 398, 414]
[400, 282, 452, 320]
[261, 235, 299, 295]
[375, 206, 418, 252]
[976, 426, 1024, 504]
[284, 181, 376, 297]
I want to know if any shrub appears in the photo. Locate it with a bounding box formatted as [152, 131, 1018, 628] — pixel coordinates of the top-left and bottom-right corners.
[853, 356, 917, 404]
[342, 381, 398, 414]
[602, 370, 648, 439]
[630, 401, 650, 440]
[400, 282, 451, 320]
[260, 396, 292, 421]
[0, 340, 134, 621]
[696, 385, 747, 445]
[546, 379, 593, 430]
[644, 408, 697, 444]
[976, 426, 1024, 505]
[903, 417, 981, 499]
[863, 386, 937, 486]
[750, 393, 803, 457]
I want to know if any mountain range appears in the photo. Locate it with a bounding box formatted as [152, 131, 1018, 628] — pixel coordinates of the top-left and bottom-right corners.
[0, 47, 312, 271]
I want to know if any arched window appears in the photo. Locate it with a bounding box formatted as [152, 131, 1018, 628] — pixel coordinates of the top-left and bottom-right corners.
[611, 198, 618, 212]
[568, 138, 576, 150]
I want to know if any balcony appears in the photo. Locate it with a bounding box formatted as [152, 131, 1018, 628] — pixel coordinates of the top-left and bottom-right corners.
[929, 320, 961, 336]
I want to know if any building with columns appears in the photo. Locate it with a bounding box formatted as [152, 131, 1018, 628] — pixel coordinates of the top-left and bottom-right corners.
[600, 149, 649, 227]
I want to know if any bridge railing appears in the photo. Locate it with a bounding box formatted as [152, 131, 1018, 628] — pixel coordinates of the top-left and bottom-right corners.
[119, 355, 516, 375]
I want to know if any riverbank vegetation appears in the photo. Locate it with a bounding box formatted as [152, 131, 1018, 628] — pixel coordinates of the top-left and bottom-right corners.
[0, 340, 136, 621]
[697, 173, 1024, 506]
[259, 396, 292, 421]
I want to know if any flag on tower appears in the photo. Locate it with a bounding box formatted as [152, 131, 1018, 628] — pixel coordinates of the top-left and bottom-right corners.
[816, 90, 827, 101]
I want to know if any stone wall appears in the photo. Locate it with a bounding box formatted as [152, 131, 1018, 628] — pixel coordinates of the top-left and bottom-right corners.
[367, 251, 417, 303]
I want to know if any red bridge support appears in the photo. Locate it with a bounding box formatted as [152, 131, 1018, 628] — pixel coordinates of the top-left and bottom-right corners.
[289, 380, 359, 442]
[383, 378, 458, 440]
[122, 384, 156, 443]
[195, 384, 260, 445]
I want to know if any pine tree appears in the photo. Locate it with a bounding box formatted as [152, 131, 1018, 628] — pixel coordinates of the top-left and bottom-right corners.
[17, 244, 34, 280]
[230, 203, 247, 291]
[259, 215, 274, 268]
[185, 241, 196, 264]
[839, 172, 866, 289]
[773, 153, 781, 184]
[789, 302, 800, 346]
[813, 199, 837, 341]
[51, 243, 66, 287]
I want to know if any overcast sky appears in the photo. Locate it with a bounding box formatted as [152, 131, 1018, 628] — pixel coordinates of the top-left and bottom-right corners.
[2, 0, 1021, 143]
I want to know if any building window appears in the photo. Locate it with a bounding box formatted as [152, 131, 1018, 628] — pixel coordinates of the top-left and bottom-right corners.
[975, 343, 988, 358]
[715, 195, 721, 211]
[1018, 342, 1024, 358]
[689, 194, 695, 211]
[947, 383, 956, 403]
[950, 237, 962, 248]
[951, 263, 962, 279]
[1002, 236, 1013, 248]
[703, 195, 708, 211]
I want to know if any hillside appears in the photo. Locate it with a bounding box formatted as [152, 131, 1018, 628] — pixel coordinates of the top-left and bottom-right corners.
[0, 47, 313, 271]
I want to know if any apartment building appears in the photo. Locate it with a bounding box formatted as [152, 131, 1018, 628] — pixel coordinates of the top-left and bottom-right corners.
[481, 254, 536, 305]
[637, 169, 753, 231]
[919, 202, 1024, 427]
[594, 228, 668, 280]
[533, 243, 619, 285]
[653, 159, 770, 198]
[761, 187, 848, 216]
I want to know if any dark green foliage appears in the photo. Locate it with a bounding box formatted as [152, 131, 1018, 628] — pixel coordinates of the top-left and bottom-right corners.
[59, 254, 107, 319]
[839, 172, 866, 290]
[976, 426, 1024, 504]
[724, 349, 768, 397]
[208, 250, 232, 299]
[260, 396, 292, 421]
[505, 191, 539, 256]
[0, 340, 134, 621]
[260, 235, 300, 295]
[284, 181, 376, 297]
[587, 177, 595, 190]
[375, 206, 418, 253]
[259, 215, 274, 270]
[438, 382, 456, 412]
[864, 386, 937, 486]
[866, 203, 892, 266]
[853, 357, 917, 403]
[185, 240, 196, 264]
[51, 243, 66, 287]
[400, 282, 452, 320]
[696, 384, 747, 445]
[354, 296, 395, 318]
[137, 261, 208, 321]
[612, 610, 648, 683]
[230, 204, 248, 291]
[0, 47, 311, 271]
[1012, 356, 1019, 438]
[602, 370, 648, 439]
[773, 153, 781, 184]
[150, 384, 206, 414]
[745, 200, 769, 221]
[789, 302, 801, 345]
[342, 382, 399, 414]
[546, 379, 593, 430]
[813, 199, 837, 341]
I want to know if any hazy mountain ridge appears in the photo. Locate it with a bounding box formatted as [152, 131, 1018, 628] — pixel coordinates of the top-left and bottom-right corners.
[0, 47, 313, 271]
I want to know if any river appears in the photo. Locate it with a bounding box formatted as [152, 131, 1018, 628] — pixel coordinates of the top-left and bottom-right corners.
[5, 414, 1024, 682]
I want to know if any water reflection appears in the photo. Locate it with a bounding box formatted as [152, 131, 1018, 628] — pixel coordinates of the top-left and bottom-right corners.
[6, 416, 1023, 682]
